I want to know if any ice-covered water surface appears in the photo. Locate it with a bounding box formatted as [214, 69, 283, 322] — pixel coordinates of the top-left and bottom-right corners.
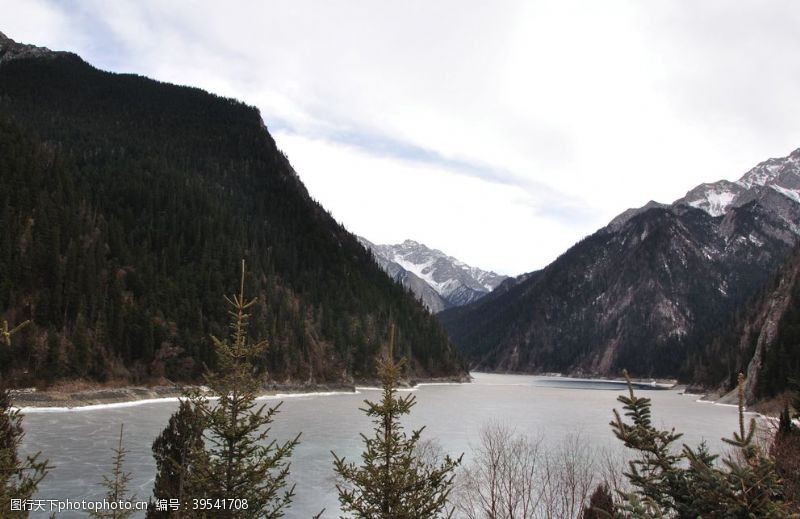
[21, 373, 743, 518]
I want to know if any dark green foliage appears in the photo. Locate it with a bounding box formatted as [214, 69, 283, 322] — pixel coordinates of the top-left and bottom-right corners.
[581, 482, 615, 519]
[186, 261, 299, 519]
[0, 51, 464, 386]
[0, 387, 51, 518]
[611, 372, 792, 518]
[332, 327, 462, 518]
[90, 424, 136, 519]
[146, 400, 205, 519]
[0, 319, 50, 518]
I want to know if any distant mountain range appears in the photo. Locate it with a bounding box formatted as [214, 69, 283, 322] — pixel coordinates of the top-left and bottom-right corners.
[439, 147, 800, 399]
[359, 238, 508, 313]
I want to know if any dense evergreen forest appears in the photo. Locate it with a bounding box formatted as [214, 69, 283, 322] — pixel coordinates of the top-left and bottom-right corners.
[0, 51, 465, 386]
[692, 244, 800, 401]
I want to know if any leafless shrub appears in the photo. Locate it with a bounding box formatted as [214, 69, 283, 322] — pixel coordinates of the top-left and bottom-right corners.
[455, 423, 545, 519]
[540, 433, 596, 518]
[455, 424, 620, 518]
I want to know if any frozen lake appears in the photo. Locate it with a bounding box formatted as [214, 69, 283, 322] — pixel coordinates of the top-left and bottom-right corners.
[20, 373, 746, 517]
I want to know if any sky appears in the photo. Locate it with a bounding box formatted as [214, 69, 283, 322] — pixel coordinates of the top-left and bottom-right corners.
[3, 1, 800, 275]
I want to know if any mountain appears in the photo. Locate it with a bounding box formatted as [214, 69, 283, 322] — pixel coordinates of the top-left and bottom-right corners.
[697, 243, 800, 404]
[0, 32, 466, 386]
[439, 148, 800, 387]
[359, 238, 508, 313]
[0, 32, 59, 63]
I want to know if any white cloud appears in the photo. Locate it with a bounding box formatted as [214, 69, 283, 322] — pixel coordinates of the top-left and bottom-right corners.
[275, 132, 578, 275]
[3, 0, 800, 274]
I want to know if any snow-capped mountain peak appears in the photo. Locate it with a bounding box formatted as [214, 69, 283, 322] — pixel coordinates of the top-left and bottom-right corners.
[359, 237, 508, 312]
[738, 150, 800, 189]
[607, 147, 800, 233]
[675, 148, 800, 218]
[682, 181, 743, 217]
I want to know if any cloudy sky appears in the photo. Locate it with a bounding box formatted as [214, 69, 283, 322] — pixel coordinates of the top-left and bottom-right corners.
[3, 1, 800, 275]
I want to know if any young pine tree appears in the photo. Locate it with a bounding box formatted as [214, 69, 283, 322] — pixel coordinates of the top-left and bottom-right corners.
[332, 325, 462, 518]
[146, 399, 205, 519]
[186, 260, 299, 518]
[90, 424, 136, 519]
[1, 319, 51, 518]
[581, 482, 615, 519]
[611, 371, 791, 518]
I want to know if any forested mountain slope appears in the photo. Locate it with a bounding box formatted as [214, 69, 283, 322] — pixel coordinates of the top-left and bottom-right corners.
[699, 244, 800, 403]
[0, 33, 465, 386]
[439, 149, 800, 388]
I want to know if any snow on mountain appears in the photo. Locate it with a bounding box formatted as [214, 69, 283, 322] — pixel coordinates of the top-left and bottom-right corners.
[675, 148, 800, 217]
[440, 146, 800, 383]
[359, 238, 508, 312]
[682, 181, 743, 217]
[609, 148, 800, 232]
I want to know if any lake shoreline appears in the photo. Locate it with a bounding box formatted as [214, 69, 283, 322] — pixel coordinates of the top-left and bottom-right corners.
[470, 370, 679, 389]
[10, 375, 472, 411]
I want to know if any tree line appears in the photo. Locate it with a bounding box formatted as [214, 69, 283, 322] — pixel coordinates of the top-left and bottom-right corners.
[3, 262, 799, 517]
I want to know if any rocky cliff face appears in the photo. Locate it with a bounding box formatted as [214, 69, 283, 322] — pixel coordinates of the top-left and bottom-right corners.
[439, 148, 800, 383]
[701, 245, 800, 403]
[0, 31, 59, 63]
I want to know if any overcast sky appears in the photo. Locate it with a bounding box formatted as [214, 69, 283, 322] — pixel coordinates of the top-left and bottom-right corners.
[3, 1, 800, 275]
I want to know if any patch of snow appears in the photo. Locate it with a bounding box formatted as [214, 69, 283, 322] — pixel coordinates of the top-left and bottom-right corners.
[392, 255, 455, 295]
[748, 234, 764, 247]
[688, 188, 738, 216]
[13, 390, 363, 413]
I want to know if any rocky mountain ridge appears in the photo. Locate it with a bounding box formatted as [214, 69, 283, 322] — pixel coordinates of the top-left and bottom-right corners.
[439, 147, 800, 393]
[0, 31, 60, 63]
[360, 237, 508, 313]
[610, 148, 800, 229]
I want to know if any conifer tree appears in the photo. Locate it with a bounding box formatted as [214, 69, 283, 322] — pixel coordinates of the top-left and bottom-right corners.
[0, 319, 51, 518]
[146, 400, 205, 519]
[90, 424, 136, 519]
[611, 371, 791, 518]
[186, 260, 299, 518]
[331, 325, 462, 518]
[581, 482, 615, 519]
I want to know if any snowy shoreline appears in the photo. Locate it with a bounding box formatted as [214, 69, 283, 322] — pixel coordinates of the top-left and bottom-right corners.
[12, 390, 366, 414]
[10, 376, 470, 413]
